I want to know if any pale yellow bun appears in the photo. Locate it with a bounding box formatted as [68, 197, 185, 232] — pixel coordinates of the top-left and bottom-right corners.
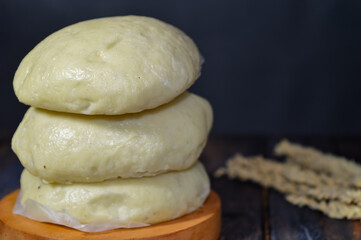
[13, 16, 201, 115]
[20, 162, 210, 225]
[12, 92, 212, 183]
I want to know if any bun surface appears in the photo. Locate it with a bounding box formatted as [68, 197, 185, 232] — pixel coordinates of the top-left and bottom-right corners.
[20, 162, 210, 225]
[14, 16, 201, 115]
[12, 92, 213, 183]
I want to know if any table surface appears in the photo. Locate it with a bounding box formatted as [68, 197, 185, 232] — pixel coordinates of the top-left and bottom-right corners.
[1, 133, 361, 240]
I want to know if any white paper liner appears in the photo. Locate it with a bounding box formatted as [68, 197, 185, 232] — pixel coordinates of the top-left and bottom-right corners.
[13, 191, 149, 232]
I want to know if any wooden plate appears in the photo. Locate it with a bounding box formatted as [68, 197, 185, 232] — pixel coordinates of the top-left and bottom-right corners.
[0, 190, 221, 240]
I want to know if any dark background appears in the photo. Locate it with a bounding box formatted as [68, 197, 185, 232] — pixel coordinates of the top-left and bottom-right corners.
[1, 0, 361, 135]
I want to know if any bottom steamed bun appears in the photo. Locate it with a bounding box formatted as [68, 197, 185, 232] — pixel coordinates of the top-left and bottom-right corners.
[19, 162, 210, 225]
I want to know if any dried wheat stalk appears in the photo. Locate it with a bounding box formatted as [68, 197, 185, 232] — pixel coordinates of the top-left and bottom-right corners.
[215, 151, 361, 219]
[275, 139, 361, 187]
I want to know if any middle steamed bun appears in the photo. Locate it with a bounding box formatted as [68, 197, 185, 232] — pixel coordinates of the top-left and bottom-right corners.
[12, 92, 212, 183]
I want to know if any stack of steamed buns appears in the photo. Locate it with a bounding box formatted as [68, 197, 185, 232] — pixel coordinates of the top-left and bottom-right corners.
[11, 16, 213, 227]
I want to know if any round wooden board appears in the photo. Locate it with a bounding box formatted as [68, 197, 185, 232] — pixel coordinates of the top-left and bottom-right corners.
[0, 190, 221, 240]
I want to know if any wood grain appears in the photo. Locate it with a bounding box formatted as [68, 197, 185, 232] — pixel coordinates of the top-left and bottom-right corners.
[0, 190, 221, 240]
[202, 135, 266, 239]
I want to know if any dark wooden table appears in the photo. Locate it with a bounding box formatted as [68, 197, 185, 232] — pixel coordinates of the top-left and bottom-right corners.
[1, 133, 361, 240]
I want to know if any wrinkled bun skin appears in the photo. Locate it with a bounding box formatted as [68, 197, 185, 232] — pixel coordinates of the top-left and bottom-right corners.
[20, 162, 210, 225]
[13, 15, 201, 115]
[12, 92, 213, 183]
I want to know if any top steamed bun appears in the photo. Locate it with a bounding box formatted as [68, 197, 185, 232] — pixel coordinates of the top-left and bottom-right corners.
[13, 16, 201, 115]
